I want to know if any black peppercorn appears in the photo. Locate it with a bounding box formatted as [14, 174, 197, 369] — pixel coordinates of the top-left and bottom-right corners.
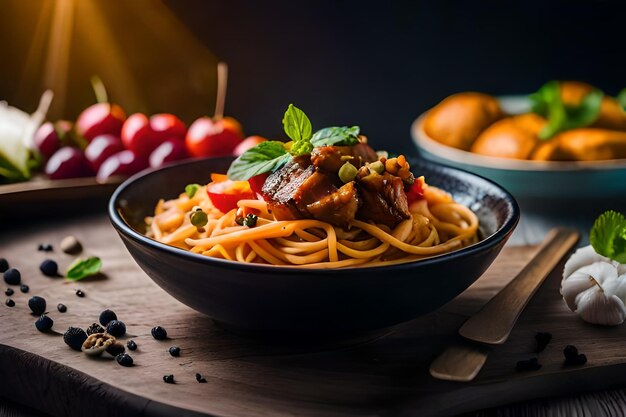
[75, 289, 85, 297]
[516, 357, 542, 372]
[99, 309, 117, 326]
[0, 258, 8, 272]
[168, 346, 181, 357]
[39, 260, 59, 277]
[38, 244, 53, 252]
[195, 373, 207, 383]
[106, 320, 126, 337]
[5, 288, 14, 296]
[35, 315, 54, 332]
[28, 296, 46, 315]
[6, 298, 15, 307]
[57, 303, 67, 313]
[151, 326, 167, 340]
[127, 340, 137, 351]
[4, 268, 21, 285]
[116, 353, 134, 367]
[163, 374, 175, 384]
[535, 332, 552, 353]
[20, 284, 29, 293]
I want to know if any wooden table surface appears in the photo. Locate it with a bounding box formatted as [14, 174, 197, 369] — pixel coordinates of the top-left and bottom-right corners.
[2, 195, 626, 417]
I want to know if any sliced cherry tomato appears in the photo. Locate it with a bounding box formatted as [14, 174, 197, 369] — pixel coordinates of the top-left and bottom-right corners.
[406, 176, 426, 205]
[206, 173, 255, 213]
[248, 173, 268, 196]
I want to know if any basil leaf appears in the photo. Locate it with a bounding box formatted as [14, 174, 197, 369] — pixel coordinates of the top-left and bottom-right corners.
[227, 141, 291, 181]
[185, 184, 201, 198]
[617, 88, 626, 111]
[66, 257, 102, 281]
[282, 104, 312, 142]
[590, 210, 626, 263]
[311, 126, 360, 147]
[530, 81, 604, 140]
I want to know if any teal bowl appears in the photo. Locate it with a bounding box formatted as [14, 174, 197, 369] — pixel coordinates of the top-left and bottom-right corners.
[411, 96, 626, 200]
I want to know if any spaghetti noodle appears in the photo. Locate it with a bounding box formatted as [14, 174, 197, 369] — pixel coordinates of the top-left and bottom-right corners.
[145, 180, 479, 268]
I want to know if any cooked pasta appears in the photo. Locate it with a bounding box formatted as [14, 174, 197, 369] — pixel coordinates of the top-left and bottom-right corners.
[145, 181, 479, 268]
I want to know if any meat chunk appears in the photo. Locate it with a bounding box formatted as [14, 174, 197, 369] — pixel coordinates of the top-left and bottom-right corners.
[306, 182, 360, 228]
[262, 156, 316, 220]
[356, 171, 410, 228]
[262, 156, 362, 227]
[311, 143, 379, 173]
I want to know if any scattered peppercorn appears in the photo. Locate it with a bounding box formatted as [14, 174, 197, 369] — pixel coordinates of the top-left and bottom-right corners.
[565, 354, 588, 366]
[106, 342, 126, 357]
[106, 320, 126, 337]
[6, 299, 15, 307]
[151, 326, 167, 340]
[39, 260, 59, 277]
[195, 373, 207, 383]
[28, 296, 47, 315]
[535, 332, 552, 353]
[563, 345, 578, 359]
[116, 353, 134, 367]
[563, 345, 587, 366]
[163, 374, 175, 384]
[38, 244, 53, 252]
[5, 288, 14, 296]
[4, 268, 21, 285]
[0, 258, 8, 273]
[99, 309, 117, 326]
[516, 357, 542, 372]
[57, 303, 67, 313]
[235, 216, 244, 226]
[60, 236, 82, 254]
[35, 315, 53, 332]
[86, 322, 105, 335]
[75, 289, 85, 297]
[63, 327, 88, 351]
[127, 340, 137, 351]
[243, 213, 258, 228]
[168, 346, 181, 357]
[20, 284, 29, 293]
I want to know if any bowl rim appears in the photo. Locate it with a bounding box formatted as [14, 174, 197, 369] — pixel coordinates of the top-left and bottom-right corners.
[108, 157, 520, 275]
[412, 96, 626, 172]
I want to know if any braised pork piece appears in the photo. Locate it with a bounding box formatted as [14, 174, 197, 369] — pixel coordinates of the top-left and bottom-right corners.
[261, 143, 415, 228]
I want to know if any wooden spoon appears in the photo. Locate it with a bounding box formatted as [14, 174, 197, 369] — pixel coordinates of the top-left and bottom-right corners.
[430, 227, 579, 382]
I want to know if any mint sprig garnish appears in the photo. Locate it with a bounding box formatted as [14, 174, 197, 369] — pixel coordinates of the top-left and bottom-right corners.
[227, 105, 364, 181]
[529, 81, 603, 140]
[590, 210, 626, 263]
[311, 126, 360, 147]
[227, 141, 290, 181]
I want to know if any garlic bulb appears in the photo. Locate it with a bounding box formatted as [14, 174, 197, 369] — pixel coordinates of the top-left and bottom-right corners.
[561, 245, 626, 326]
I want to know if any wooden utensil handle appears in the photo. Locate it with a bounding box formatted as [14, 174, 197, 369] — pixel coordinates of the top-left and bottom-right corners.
[459, 228, 579, 345]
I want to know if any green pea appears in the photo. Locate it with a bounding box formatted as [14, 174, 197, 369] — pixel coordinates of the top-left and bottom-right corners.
[190, 210, 208, 227]
[338, 162, 358, 183]
[369, 161, 384, 174]
[185, 184, 201, 198]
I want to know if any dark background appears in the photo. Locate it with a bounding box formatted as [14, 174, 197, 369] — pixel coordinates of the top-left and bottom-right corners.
[2, 0, 626, 156]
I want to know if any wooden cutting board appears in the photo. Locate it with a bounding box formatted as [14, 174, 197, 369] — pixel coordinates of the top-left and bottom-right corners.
[1, 213, 625, 417]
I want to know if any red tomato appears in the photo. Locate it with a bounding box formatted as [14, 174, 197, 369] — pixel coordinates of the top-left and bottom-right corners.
[248, 173, 268, 196]
[406, 176, 426, 205]
[206, 173, 255, 213]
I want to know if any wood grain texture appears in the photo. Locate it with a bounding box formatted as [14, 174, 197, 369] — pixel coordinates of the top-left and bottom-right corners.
[1, 213, 626, 417]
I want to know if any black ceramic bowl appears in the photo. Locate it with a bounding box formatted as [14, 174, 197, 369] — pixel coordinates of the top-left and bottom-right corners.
[109, 157, 519, 336]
